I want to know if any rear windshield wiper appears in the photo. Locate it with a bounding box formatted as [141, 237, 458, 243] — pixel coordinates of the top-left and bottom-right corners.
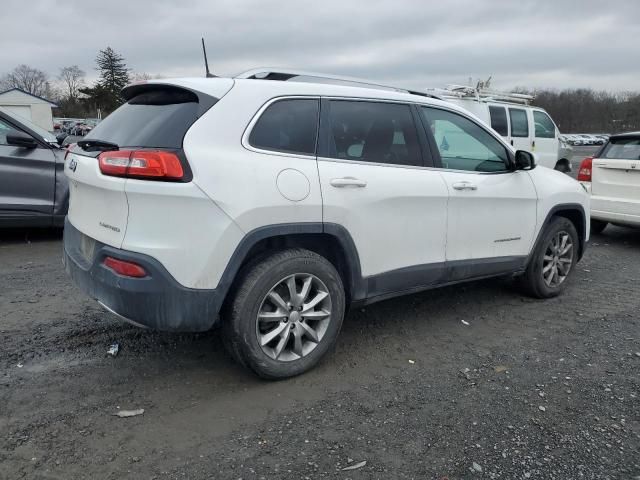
[77, 139, 119, 152]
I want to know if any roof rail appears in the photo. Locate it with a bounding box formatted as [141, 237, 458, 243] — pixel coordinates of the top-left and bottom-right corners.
[235, 68, 441, 100]
[427, 84, 534, 105]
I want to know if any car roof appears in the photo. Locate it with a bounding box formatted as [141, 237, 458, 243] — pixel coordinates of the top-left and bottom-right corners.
[609, 131, 640, 141]
[141, 75, 471, 116]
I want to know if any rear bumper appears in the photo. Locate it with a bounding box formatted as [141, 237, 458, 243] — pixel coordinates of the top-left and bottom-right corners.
[63, 219, 221, 332]
[590, 195, 640, 227]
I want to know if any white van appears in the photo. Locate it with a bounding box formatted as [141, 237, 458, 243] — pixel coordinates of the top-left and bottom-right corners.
[433, 86, 570, 172]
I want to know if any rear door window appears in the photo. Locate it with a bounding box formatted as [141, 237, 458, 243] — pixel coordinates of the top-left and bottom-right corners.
[509, 108, 529, 137]
[84, 88, 205, 149]
[533, 111, 556, 138]
[325, 100, 423, 167]
[249, 98, 319, 155]
[600, 137, 640, 160]
[489, 106, 508, 136]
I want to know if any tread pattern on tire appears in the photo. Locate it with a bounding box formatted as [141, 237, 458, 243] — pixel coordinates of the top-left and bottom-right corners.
[520, 216, 579, 299]
[221, 248, 344, 379]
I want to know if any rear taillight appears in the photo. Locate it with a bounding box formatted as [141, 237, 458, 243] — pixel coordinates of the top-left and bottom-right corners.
[103, 256, 147, 278]
[64, 143, 76, 161]
[577, 157, 593, 182]
[98, 150, 184, 180]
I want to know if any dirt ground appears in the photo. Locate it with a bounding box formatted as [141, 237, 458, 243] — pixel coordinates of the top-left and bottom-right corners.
[1, 163, 639, 479]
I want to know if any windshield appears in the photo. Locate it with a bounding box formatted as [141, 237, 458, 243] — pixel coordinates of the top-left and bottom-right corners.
[0, 106, 57, 143]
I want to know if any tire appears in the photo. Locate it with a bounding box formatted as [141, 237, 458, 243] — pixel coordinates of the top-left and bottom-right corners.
[590, 219, 608, 234]
[519, 217, 579, 299]
[222, 248, 345, 379]
[554, 160, 570, 174]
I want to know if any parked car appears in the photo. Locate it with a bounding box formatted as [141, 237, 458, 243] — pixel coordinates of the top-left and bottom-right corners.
[0, 107, 68, 227]
[435, 87, 571, 172]
[578, 132, 640, 233]
[566, 135, 584, 146]
[63, 69, 590, 378]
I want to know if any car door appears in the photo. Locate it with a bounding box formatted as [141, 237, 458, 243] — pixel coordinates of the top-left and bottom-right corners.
[0, 117, 56, 219]
[317, 98, 449, 297]
[532, 110, 559, 169]
[508, 107, 531, 152]
[418, 106, 538, 280]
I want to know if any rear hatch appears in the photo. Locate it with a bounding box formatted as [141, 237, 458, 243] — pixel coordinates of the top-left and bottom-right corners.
[592, 134, 640, 204]
[64, 79, 232, 248]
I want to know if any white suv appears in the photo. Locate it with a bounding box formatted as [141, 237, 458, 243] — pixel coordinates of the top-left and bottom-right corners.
[63, 69, 589, 378]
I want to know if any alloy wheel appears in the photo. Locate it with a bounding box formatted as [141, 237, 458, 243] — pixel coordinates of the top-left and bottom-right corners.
[256, 273, 332, 361]
[542, 230, 574, 287]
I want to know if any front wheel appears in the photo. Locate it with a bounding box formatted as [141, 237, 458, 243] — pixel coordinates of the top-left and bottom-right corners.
[519, 217, 579, 298]
[222, 248, 345, 379]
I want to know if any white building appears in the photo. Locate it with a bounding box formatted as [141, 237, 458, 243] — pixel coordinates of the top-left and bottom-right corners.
[0, 88, 57, 131]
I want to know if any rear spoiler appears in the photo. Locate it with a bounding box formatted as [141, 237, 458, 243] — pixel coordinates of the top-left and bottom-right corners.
[121, 83, 218, 117]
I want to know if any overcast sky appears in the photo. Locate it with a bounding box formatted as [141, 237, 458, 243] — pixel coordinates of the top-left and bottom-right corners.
[1, 0, 637, 92]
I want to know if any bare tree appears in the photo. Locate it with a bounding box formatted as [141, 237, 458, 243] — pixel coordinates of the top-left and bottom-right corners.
[131, 72, 165, 82]
[58, 65, 85, 101]
[1, 64, 49, 97]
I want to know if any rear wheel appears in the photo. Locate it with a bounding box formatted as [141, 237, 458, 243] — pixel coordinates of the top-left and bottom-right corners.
[590, 219, 608, 234]
[519, 217, 579, 298]
[222, 248, 345, 379]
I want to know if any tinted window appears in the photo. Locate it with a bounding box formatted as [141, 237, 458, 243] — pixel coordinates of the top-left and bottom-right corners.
[533, 111, 555, 139]
[489, 106, 508, 136]
[84, 88, 204, 149]
[249, 99, 319, 155]
[327, 101, 422, 166]
[601, 137, 640, 160]
[421, 107, 509, 172]
[509, 109, 529, 137]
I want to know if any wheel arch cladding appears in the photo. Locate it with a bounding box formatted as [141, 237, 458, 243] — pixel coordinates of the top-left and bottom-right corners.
[216, 223, 365, 311]
[539, 204, 587, 261]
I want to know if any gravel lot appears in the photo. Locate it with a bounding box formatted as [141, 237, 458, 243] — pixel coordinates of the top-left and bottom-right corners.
[1, 147, 638, 480]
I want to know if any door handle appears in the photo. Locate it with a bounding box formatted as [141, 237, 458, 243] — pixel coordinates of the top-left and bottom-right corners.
[452, 181, 477, 191]
[330, 177, 367, 188]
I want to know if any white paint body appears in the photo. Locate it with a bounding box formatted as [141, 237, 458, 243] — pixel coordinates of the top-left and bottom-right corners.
[581, 156, 640, 227]
[65, 76, 589, 291]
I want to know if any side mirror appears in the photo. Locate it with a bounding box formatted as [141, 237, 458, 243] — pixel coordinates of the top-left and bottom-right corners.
[514, 150, 536, 170]
[6, 130, 38, 149]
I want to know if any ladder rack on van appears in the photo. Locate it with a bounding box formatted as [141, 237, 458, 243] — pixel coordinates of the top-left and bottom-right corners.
[236, 68, 442, 100]
[426, 84, 535, 105]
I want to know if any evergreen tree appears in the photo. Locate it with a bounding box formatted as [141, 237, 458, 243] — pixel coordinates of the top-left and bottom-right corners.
[82, 47, 130, 115]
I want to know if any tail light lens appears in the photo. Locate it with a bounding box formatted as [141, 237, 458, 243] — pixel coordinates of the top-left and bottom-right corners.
[103, 256, 147, 278]
[98, 150, 184, 180]
[577, 157, 593, 182]
[64, 143, 76, 161]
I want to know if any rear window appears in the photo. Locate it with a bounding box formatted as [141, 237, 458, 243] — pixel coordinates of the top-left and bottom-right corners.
[249, 98, 319, 155]
[600, 137, 640, 160]
[83, 88, 203, 149]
